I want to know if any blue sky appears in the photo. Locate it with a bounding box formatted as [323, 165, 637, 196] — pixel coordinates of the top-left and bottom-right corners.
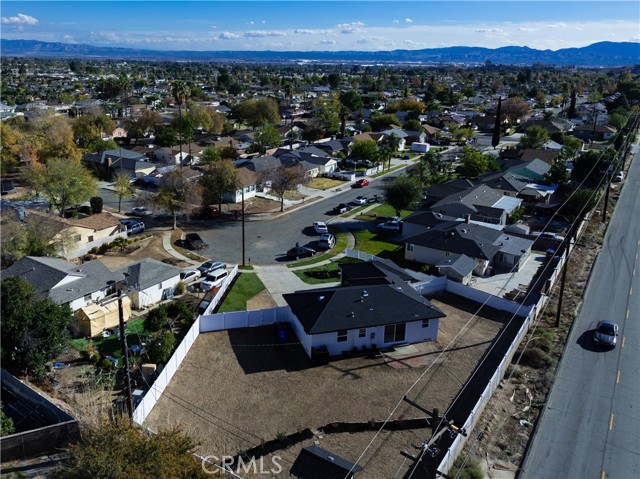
[2, 1, 639, 52]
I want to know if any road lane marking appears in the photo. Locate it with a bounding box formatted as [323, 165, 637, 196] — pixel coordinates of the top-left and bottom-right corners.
[617, 370, 620, 384]
[601, 471, 606, 479]
[627, 309, 630, 319]
[609, 414, 614, 430]
[622, 336, 625, 348]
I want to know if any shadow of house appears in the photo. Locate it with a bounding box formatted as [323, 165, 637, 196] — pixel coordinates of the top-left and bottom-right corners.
[290, 444, 363, 479]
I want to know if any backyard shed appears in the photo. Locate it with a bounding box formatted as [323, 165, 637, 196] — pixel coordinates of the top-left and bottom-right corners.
[74, 297, 132, 337]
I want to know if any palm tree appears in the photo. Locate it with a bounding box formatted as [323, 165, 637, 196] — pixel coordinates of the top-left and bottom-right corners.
[169, 80, 190, 167]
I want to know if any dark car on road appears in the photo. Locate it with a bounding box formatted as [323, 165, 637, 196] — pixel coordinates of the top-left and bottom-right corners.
[184, 233, 208, 250]
[333, 203, 352, 214]
[287, 245, 316, 260]
[593, 320, 619, 348]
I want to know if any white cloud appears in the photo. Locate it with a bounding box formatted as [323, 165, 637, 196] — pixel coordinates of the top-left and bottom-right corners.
[247, 21, 255, 25]
[218, 32, 240, 40]
[1, 13, 39, 25]
[336, 21, 365, 29]
[244, 30, 286, 38]
[519, 27, 536, 32]
[393, 19, 400, 24]
[295, 29, 315, 34]
[475, 28, 504, 33]
[546, 23, 567, 29]
[319, 39, 336, 45]
[405, 18, 413, 23]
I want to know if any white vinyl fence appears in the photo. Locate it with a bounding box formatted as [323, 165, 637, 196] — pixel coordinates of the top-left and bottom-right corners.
[200, 306, 291, 332]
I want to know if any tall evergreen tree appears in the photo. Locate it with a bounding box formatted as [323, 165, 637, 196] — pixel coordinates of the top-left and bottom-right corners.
[492, 97, 502, 149]
[567, 89, 577, 118]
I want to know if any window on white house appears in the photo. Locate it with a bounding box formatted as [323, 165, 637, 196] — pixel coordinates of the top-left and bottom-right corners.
[358, 328, 366, 338]
[337, 330, 348, 342]
[422, 319, 430, 328]
[74, 234, 81, 242]
[407, 243, 414, 252]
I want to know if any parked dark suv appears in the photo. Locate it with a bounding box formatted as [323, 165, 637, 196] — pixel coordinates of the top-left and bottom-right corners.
[119, 219, 145, 236]
[184, 233, 208, 250]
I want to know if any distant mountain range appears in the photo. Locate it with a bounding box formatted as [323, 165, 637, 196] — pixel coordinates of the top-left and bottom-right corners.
[2, 39, 639, 67]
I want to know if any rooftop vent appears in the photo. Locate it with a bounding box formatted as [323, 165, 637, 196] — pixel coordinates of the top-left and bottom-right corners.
[361, 290, 369, 298]
[317, 295, 325, 302]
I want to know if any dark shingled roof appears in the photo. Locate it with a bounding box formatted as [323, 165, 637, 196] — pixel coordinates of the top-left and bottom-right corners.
[117, 258, 181, 291]
[0, 256, 125, 305]
[283, 281, 445, 335]
[290, 445, 362, 479]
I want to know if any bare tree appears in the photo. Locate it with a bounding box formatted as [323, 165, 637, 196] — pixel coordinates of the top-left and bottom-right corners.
[259, 164, 307, 212]
[152, 169, 202, 230]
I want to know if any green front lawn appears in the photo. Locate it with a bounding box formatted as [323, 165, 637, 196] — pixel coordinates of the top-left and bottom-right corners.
[351, 228, 406, 262]
[294, 257, 362, 284]
[216, 273, 266, 312]
[356, 204, 413, 222]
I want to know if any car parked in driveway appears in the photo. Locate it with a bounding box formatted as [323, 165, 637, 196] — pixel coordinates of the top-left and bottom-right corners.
[352, 196, 368, 205]
[200, 268, 229, 291]
[184, 233, 208, 250]
[119, 218, 145, 235]
[377, 220, 402, 232]
[313, 221, 329, 234]
[287, 245, 316, 259]
[333, 203, 352, 214]
[351, 178, 370, 188]
[593, 320, 619, 348]
[197, 260, 227, 275]
[179, 269, 202, 284]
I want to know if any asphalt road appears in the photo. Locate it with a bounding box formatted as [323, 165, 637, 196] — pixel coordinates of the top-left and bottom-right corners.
[192, 176, 394, 265]
[520, 146, 640, 478]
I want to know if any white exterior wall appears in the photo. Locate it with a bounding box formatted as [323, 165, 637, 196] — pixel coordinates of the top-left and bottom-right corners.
[67, 289, 110, 313]
[411, 142, 430, 153]
[132, 275, 181, 309]
[406, 244, 490, 276]
[305, 319, 438, 357]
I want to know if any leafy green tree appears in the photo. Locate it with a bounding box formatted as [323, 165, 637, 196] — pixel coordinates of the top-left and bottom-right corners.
[327, 72, 341, 90]
[520, 125, 550, 149]
[112, 172, 132, 213]
[403, 119, 423, 132]
[154, 126, 178, 147]
[72, 114, 115, 149]
[254, 124, 282, 152]
[90, 196, 103, 214]
[572, 150, 613, 187]
[312, 94, 341, 136]
[147, 331, 176, 364]
[350, 139, 379, 163]
[1, 277, 72, 378]
[386, 98, 424, 114]
[369, 113, 402, 132]
[144, 305, 168, 333]
[56, 420, 209, 479]
[236, 98, 280, 129]
[562, 188, 597, 218]
[199, 146, 221, 165]
[608, 112, 628, 131]
[410, 151, 448, 185]
[339, 90, 363, 112]
[166, 300, 195, 327]
[200, 160, 238, 210]
[26, 158, 98, 216]
[382, 175, 422, 216]
[455, 147, 500, 178]
[153, 168, 203, 230]
[545, 159, 570, 185]
[1, 404, 14, 437]
[0, 214, 64, 268]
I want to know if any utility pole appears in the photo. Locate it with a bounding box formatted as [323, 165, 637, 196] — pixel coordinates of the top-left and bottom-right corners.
[117, 290, 134, 419]
[241, 188, 246, 267]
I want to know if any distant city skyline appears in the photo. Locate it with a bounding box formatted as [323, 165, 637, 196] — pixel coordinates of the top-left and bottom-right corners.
[2, 1, 639, 52]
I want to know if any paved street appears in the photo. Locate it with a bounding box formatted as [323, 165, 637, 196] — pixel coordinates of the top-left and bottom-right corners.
[520, 147, 640, 478]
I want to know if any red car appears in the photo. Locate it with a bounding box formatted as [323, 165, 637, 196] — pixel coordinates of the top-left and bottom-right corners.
[352, 178, 370, 188]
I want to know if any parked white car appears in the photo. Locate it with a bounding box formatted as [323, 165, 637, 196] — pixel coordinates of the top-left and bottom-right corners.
[313, 221, 329, 234]
[200, 268, 229, 291]
[318, 233, 336, 249]
[179, 269, 202, 284]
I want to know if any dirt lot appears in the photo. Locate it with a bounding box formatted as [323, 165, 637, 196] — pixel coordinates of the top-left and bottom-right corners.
[144, 293, 511, 477]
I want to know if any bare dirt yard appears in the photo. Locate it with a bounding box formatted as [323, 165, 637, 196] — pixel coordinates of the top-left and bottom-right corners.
[144, 293, 512, 478]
